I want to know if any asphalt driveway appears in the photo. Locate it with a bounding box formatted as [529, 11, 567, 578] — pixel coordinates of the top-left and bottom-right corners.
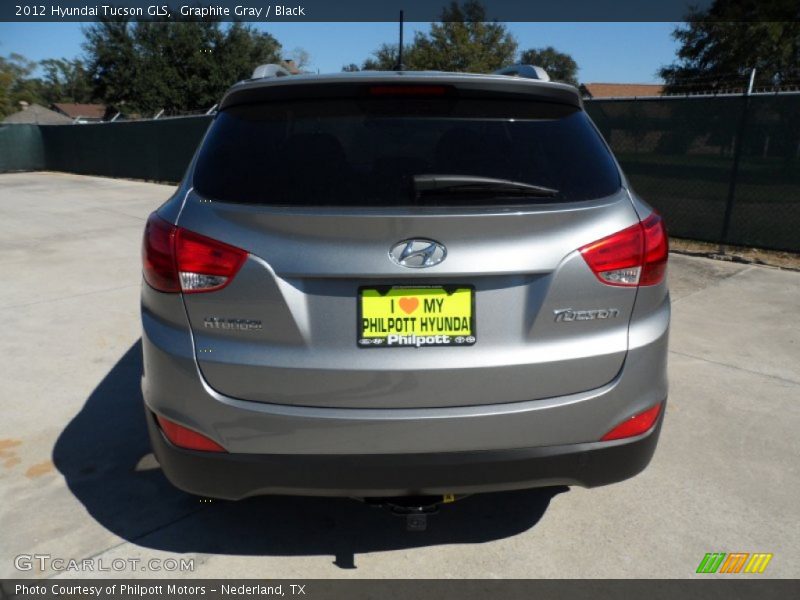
[1, 172, 797, 578]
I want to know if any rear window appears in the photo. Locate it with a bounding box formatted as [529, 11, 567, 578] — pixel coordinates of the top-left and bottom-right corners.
[193, 96, 621, 206]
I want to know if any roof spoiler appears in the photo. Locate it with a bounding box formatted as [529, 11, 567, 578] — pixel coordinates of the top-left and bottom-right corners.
[251, 64, 292, 79]
[220, 72, 583, 112]
[493, 64, 550, 82]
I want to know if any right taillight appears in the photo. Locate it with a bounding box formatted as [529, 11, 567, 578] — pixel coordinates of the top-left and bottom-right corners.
[639, 213, 669, 285]
[142, 212, 247, 294]
[579, 212, 668, 287]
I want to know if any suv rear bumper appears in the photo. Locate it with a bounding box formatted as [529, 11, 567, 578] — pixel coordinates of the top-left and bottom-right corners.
[147, 408, 663, 500]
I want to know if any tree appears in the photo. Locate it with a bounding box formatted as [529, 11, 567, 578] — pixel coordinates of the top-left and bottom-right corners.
[408, 1, 517, 72]
[39, 58, 94, 104]
[83, 19, 137, 110]
[659, 0, 800, 93]
[359, 1, 517, 73]
[0, 53, 41, 117]
[84, 19, 282, 114]
[518, 47, 578, 86]
[360, 43, 403, 70]
[287, 47, 311, 70]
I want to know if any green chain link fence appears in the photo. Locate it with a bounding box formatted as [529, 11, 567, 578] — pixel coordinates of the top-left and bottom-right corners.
[585, 94, 800, 252]
[41, 115, 212, 183]
[0, 124, 45, 172]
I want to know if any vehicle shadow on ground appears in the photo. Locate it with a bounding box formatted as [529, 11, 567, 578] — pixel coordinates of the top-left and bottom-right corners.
[53, 340, 567, 568]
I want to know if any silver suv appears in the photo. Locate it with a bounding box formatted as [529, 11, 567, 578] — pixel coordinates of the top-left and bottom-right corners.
[141, 71, 669, 502]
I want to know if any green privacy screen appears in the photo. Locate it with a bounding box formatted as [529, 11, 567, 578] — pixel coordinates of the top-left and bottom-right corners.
[584, 95, 800, 252]
[1, 96, 798, 252]
[40, 115, 212, 183]
[0, 124, 45, 172]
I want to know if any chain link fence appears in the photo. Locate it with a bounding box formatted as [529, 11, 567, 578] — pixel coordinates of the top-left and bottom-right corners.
[0, 124, 44, 172]
[40, 115, 212, 183]
[585, 93, 800, 253]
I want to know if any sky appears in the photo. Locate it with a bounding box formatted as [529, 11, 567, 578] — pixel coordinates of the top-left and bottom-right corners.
[0, 21, 680, 83]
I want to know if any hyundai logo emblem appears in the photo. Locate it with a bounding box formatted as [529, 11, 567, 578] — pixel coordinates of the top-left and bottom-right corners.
[389, 239, 447, 268]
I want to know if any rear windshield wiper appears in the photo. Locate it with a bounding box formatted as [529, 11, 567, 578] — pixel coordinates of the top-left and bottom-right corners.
[413, 174, 560, 198]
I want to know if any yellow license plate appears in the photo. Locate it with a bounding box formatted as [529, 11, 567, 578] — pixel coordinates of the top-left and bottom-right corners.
[358, 286, 475, 348]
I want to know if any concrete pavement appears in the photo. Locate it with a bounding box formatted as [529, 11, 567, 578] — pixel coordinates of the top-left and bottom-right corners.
[1, 172, 797, 578]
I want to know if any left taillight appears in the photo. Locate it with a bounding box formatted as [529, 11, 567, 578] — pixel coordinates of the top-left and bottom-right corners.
[142, 213, 247, 294]
[142, 213, 180, 292]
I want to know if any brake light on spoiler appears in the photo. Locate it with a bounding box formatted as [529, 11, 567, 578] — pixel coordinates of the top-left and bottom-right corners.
[368, 85, 449, 96]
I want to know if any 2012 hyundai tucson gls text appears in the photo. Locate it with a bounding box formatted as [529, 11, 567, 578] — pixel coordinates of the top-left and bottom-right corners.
[141, 70, 669, 501]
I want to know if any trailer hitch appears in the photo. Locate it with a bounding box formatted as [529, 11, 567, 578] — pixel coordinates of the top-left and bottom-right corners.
[363, 494, 463, 531]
